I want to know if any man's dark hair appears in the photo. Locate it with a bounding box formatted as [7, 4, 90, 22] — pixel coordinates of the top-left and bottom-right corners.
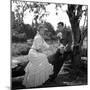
[58, 22, 64, 26]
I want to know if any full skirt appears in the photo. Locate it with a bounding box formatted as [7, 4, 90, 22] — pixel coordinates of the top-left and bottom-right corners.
[22, 49, 53, 88]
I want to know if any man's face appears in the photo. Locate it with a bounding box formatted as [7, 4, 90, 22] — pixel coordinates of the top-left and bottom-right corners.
[57, 24, 63, 31]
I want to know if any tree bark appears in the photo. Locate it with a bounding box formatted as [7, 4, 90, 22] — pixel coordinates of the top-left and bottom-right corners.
[71, 21, 81, 69]
[67, 5, 82, 76]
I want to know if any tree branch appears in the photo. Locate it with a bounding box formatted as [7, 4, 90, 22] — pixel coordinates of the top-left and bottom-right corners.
[80, 28, 87, 46]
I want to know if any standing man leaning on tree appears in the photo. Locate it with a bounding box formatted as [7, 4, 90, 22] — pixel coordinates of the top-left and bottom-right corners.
[56, 22, 82, 81]
[46, 22, 73, 82]
[56, 22, 73, 61]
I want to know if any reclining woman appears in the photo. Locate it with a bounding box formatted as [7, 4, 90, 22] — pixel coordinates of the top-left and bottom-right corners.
[22, 24, 54, 88]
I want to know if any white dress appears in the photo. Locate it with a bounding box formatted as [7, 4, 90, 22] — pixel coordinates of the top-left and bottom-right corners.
[23, 32, 53, 88]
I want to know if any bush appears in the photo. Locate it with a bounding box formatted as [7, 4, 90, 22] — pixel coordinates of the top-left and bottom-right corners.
[12, 32, 27, 43]
[11, 42, 33, 57]
[11, 22, 36, 43]
[22, 24, 36, 39]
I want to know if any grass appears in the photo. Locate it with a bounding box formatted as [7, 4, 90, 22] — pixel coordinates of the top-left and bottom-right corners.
[11, 42, 32, 57]
[11, 40, 58, 57]
[11, 39, 87, 89]
[12, 61, 87, 89]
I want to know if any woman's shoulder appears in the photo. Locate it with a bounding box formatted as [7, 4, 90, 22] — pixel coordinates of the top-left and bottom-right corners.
[35, 33, 42, 40]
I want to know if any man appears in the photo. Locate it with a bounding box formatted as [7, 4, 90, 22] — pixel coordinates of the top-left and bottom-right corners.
[57, 22, 72, 55]
[44, 22, 73, 83]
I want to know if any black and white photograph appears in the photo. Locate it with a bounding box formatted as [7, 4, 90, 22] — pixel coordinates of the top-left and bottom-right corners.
[11, 0, 88, 89]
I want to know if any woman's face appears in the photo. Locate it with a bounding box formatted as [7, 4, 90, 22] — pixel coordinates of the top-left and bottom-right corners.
[39, 27, 45, 36]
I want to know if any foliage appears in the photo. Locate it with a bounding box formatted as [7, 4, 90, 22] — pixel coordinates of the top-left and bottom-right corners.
[12, 0, 50, 25]
[11, 11, 36, 42]
[11, 11, 57, 42]
[11, 1, 88, 55]
[11, 42, 32, 57]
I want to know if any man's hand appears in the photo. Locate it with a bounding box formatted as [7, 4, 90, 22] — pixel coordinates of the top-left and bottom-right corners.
[57, 32, 62, 39]
[58, 44, 65, 54]
[64, 44, 72, 52]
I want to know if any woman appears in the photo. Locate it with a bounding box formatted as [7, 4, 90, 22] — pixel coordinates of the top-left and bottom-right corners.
[22, 25, 53, 88]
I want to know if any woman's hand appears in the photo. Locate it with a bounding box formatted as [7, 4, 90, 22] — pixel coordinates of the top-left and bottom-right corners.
[43, 45, 56, 56]
[37, 49, 43, 53]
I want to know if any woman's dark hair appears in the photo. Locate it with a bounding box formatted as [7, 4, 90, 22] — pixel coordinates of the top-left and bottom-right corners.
[58, 22, 64, 26]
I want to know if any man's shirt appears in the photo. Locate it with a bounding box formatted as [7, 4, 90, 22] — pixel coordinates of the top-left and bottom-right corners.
[57, 28, 72, 51]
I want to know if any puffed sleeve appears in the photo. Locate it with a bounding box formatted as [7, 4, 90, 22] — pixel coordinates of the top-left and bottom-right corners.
[43, 40, 50, 49]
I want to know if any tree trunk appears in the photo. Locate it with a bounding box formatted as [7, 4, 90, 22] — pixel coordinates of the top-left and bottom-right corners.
[70, 17, 81, 67]
[66, 5, 88, 79]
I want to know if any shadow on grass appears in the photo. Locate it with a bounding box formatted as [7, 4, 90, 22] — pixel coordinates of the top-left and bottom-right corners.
[12, 70, 87, 90]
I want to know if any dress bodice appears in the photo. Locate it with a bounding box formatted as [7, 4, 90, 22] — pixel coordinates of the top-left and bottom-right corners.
[31, 32, 49, 52]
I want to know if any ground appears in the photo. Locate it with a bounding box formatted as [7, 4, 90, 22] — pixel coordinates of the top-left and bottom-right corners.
[11, 41, 87, 89]
[12, 60, 87, 89]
